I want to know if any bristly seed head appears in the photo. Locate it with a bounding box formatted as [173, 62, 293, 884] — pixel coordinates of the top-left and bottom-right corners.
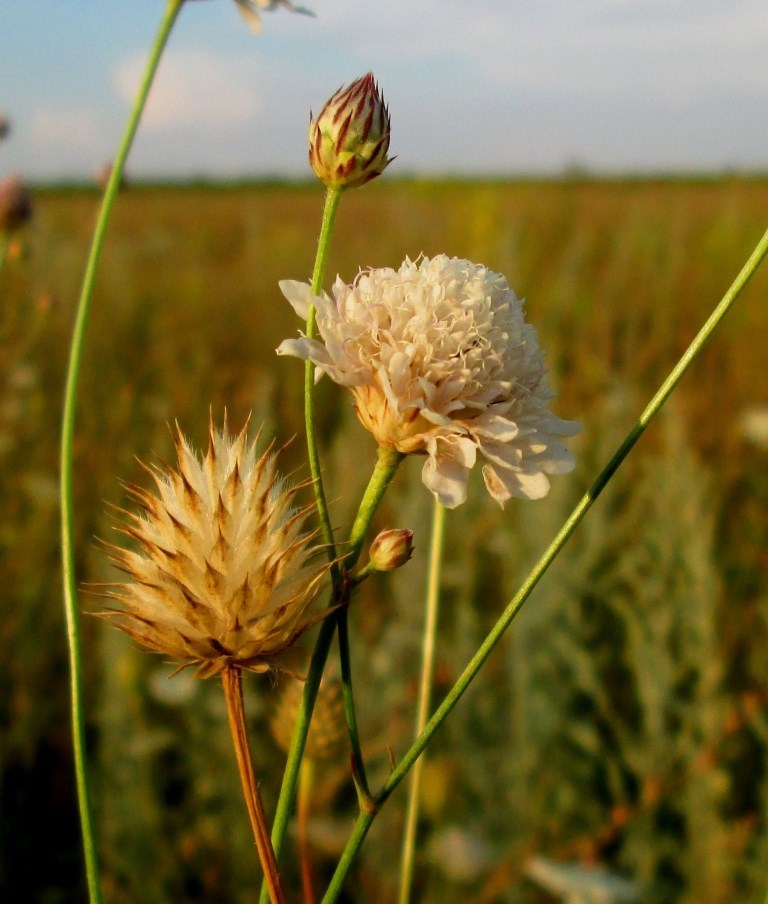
[102, 417, 330, 678]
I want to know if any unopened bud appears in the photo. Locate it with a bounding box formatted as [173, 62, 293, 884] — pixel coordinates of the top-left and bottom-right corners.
[309, 72, 392, 190]
[0, 176, 32, 233]
[368, 528, 414, 572]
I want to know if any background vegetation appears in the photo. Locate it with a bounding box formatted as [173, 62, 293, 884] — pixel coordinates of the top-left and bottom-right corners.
[1, 176, 767, 902]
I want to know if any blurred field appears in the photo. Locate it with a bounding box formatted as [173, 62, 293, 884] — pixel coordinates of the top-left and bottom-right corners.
[1, 176, 767, 903]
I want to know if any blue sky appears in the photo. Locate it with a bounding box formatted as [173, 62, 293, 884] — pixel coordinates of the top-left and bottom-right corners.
[2, 0, 767, 180]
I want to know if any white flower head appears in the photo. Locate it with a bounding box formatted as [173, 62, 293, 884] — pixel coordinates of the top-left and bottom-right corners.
[233, 0, 314, 33]
[277, 255, 580, 509]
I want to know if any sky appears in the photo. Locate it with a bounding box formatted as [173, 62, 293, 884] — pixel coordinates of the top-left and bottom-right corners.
[2, 0, 768, 181]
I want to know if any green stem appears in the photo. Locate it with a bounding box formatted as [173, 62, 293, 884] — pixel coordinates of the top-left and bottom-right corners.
[58, 3, 184, 902]
[305, 186, 343, 587]
[320, 227, 768, 903]
[261, 447, 404, 904]
[337, 607, 371, 799]
[397, 500, 446, 904]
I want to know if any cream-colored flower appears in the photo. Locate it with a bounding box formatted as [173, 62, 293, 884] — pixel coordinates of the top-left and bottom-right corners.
[278, 255, 580, 508]
[233, 0, 314, 33]
[103, 419, 329, 678]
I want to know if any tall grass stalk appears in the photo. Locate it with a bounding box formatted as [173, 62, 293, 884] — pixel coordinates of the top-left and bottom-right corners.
[398, 500, 446, 904]
[58, 2, 184, 900]
[319, 226, 768, 902]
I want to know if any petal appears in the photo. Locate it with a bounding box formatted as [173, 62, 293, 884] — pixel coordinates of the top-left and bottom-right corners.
[482, 463, 551, 504]
[279, 280, 319, 320]
[234, 0, 263, 33]
[421, 435, 477, 509]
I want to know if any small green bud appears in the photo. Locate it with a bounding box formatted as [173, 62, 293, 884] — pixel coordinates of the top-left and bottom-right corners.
[368, 528, 414, 572]
[309, 72, 392, 190]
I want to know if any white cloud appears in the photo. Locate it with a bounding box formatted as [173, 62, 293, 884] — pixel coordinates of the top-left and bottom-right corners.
[114, 49, 263, 131]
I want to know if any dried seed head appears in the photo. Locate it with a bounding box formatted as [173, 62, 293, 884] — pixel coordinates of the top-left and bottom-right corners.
[269, 675, 346, 761]
[103, 418, 330, 678]
[0, 176, 32, 233]
[309, 73, 392, 190]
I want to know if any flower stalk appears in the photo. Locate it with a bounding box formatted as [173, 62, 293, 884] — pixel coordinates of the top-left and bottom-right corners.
[58, 2, 184, 901]
[319, 227, 768, 902]
[222, 666, 286, 904]
[305, 186, 343, 583]
[397, 499, 446, 904]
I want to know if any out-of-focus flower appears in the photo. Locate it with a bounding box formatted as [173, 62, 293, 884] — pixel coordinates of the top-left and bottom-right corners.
[278, 255, 580, 508]
[368, 528, 414, 572]
[269, 674, 346, 761]
[739, 406, 768, 449]
[103, 419, 330, 678]
[0, 114, 10, 141]
[309, 73, 392, 189]
[0, 176, 32, 233]
[233, 0, 314, 33]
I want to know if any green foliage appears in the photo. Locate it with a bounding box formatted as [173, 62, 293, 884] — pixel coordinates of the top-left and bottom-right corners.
[1, 178, 767, 902]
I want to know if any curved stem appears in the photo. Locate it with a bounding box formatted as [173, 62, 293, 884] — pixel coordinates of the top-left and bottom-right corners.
[320, 226, 768, 903]
[58, 3, 184, 902]
[397, 500, 445, 904]
[261, 447, 404, 903]
[222, 667, 286, 904]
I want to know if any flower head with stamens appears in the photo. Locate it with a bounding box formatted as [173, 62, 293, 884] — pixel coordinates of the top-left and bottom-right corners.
[103, 419, 330, 678]
[278, 255, 580, 509]
[233, 0, 314, 33]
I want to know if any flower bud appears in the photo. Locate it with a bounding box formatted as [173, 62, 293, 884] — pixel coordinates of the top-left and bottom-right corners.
[309, 72, 392, 189]
[368, 528, 414, 572]
[0, 176, 32, 233]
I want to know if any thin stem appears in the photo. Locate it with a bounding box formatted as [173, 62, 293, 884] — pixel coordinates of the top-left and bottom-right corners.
[397, 500, 446, 904]
[298, 758, 317, 904]
[305, 186, 343, 588]
[222, 667, 286, 904]
[337, 606, 370, 799]
[336, 446, 407, 801]
[58, 3, 184, 902]
[261, 447, 404, 904]
[321, 227, 768, 903]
